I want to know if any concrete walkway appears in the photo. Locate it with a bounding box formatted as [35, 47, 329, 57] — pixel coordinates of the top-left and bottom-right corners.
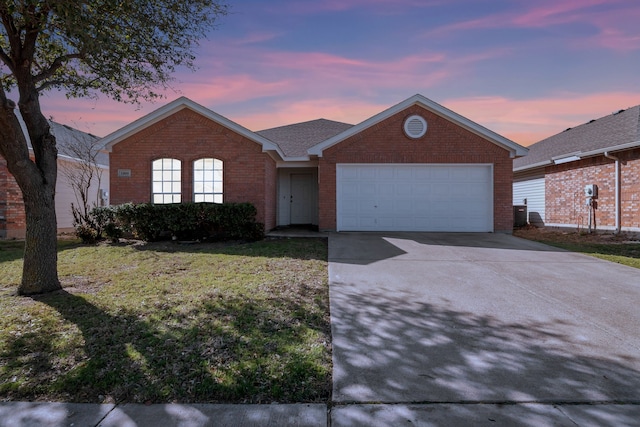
[3, 232, 640, 426]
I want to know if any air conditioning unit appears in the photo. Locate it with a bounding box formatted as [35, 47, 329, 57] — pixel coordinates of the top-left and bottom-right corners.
[584, 184, 598, 198]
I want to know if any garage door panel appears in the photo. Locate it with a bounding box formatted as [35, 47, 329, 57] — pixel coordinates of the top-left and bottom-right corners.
[377, 182, 394, 194]
[412, 184, 431, 197]
[413, 168, 431, 180]
[396, 168, 414, 180]
[337, 164, 493, 232]
[377, 168, 395, 180]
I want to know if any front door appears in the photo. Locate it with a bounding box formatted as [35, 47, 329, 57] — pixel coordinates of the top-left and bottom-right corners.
[290, 173, 314, 224]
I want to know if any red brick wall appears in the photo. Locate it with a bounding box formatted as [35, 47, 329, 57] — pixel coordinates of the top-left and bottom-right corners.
[109, 108, 277, 230]
[317, 105, 514, 232]
[545, 148, 640, 230]
[0, 158, 27, 238]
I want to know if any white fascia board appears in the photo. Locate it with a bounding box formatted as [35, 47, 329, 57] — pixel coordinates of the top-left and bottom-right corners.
[57, 152, 109, 169]
[579, 140, 640, 158]
[101, 97, 285, 159]
[553, 155, 581, 165]
[308, 94, 528, 157]
[513, 160, 552, 172]
[276, 160, 319, 168]
[277, 156, 312, 163]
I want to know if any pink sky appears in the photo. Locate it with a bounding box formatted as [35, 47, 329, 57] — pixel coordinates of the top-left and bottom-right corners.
[37, 0, 640, 147]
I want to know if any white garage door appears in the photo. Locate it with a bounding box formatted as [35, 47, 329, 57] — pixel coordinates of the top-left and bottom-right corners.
[337, 164, 493, 232]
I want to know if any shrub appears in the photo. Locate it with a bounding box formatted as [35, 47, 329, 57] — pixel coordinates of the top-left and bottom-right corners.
[85, 202, 264, 243]
[74, 223, 99, 244]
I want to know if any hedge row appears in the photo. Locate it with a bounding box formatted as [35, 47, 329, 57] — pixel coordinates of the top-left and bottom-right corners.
[78, 202, 264, 243]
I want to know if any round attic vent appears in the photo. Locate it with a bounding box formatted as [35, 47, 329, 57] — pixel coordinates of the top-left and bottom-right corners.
[403, 115, 427, 139]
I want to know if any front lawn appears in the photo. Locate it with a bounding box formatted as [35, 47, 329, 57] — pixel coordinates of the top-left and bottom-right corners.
[0, 238, 330, 404]
[514, 227, 640, 269]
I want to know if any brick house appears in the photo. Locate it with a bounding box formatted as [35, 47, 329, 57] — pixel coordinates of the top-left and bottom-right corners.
[103, 94, 527, 233]
[513, 105, 640, 233]
[0, 121, 109, 239]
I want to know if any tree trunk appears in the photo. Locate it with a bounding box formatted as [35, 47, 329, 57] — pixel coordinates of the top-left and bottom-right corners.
[17, 92, 62, 295]
[18, 185, 61, 295]
[0, 89, 62, 295]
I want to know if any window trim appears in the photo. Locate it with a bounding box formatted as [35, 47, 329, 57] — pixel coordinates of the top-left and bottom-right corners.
[193, 157, 223, 203]
[151, 158, 182, 204]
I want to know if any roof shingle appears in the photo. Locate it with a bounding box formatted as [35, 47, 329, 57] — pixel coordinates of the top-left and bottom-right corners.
[257, 119, 353, 158]
[514, 105, 640, 170]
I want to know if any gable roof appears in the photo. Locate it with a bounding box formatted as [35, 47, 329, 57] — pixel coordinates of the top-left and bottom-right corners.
[308, 94, 528, 158]
[50, 121, 108, 167]
[101, 97, 284, 158]
[15, 110, 107, 167]
[257, 119, 353, 157]
[514, 105, 640, 172]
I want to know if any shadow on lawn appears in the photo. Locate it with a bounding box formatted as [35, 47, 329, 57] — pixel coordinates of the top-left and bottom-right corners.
[110, 236, 328, 262]
[1, 289, 330, 405]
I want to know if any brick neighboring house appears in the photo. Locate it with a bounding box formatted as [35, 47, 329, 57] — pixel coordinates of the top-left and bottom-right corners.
[0, 121, 109, 239]
[513, 105, 640, 233]
[103, 94, 527, 233]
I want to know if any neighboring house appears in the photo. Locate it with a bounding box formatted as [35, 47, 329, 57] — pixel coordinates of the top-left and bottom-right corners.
[0, 120, 109, 239]
[103, 94, 527, 233]
[513, 105, 640, 233]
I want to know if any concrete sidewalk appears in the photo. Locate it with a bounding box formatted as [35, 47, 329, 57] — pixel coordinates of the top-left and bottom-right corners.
[0, 402, 326, 427]
[3, 401, 640, 426]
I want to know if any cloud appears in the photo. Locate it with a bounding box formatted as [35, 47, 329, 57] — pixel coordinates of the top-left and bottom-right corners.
[442, 91, 640, 145]
[572, 7, 640, 52]
[423, 0, 640, 53]
[178, 74, 292, 105]
[231, 31, 283, 46]
[234, 98, 388, 131]
[279, 0, 443, 14]
[39, 86, 640, 150]
[182, 39, 511, 110]
[40, 96, 155, 138]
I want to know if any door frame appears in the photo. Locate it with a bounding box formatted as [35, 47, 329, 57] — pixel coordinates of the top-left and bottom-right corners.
[277, 167, 318, 227]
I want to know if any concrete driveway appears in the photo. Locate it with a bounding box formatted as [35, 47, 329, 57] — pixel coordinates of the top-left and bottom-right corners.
[329, 232, 640, 425]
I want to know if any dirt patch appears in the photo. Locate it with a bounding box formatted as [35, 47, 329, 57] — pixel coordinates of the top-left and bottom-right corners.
[513, 225, 640, 245]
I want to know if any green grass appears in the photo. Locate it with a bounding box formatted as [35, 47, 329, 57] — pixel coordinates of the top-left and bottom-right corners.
[513, 230, 640, 269]
[539, 241, 640, 269]
[0, 238, 330, 404]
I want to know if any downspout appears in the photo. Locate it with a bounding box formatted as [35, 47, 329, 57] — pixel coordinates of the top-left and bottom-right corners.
[604, 152, 621, 234]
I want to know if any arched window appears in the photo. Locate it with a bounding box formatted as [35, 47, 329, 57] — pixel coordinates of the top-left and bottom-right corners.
[193, 158, 223, 203]
[152, 158, 181, 203]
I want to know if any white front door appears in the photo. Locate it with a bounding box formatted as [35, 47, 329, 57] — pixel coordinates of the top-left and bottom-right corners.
[290, 173, 315, 224]
[336, 164, 493, 232]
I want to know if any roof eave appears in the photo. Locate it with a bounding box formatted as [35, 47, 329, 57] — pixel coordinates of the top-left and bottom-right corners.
[280, 155, 312, 162]
[101, 97, 286, 158]
[308, 94, 528, 157]
[580, 140, 640, 158]
[514, 160, 552, 172]
[514, 140, 640, 171]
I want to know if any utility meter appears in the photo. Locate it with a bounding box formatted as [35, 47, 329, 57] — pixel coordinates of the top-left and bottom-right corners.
[584, 184, 598, 199]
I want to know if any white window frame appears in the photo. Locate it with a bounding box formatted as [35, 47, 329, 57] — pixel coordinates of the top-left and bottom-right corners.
[193, 158, 223, 203]
[152, 158, 182, 204]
